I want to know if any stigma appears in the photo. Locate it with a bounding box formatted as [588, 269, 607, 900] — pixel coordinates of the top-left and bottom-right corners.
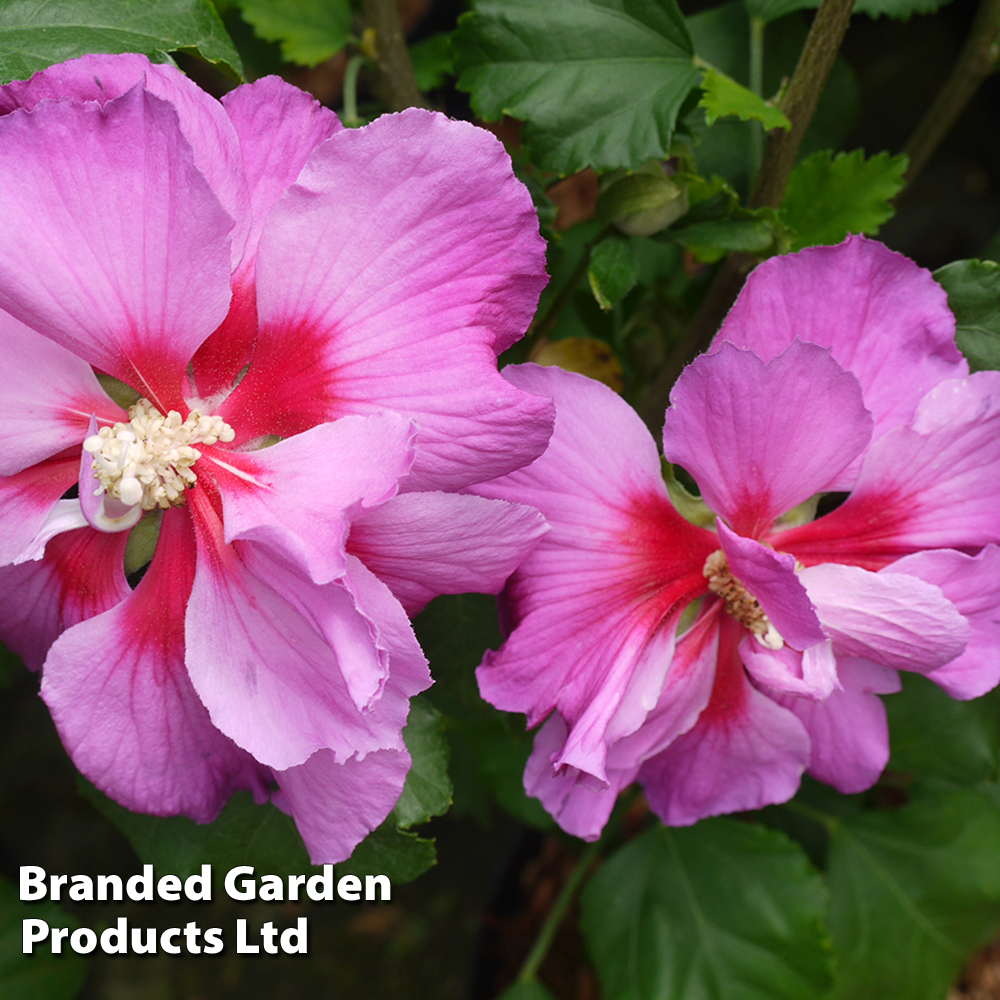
[84, 399, 234, 510]
[703, 549, 785, 650]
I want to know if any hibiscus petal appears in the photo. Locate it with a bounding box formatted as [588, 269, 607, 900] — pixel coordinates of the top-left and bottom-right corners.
[0, 524, 129, 670]
[78, 417, 143, 534]
[638, 616, 810, 824]
[39, 508, 269, 821]
[0, 53, 251, 269]
[207, 412, 416, 585]
[0, 85, 233, 409]
[775, 659, 899, 794]
[741, 637, 839, 699]
[347, 491, 548, 615]
[0, 451, 79, 566]
[717, 521, 827, 650]
[775, 372, 1000, 566]
[884, 546, 1000, 699]
[715, 236, 965, 486]
[799, 562, 970, 672]
[524, 714, 638, 841]
[185, 493, 412, 771]
[224, 109, 551, 488]
[662, 341, 872, 537]
[273, 746, 410, 865]
[0, 311, 121, 476]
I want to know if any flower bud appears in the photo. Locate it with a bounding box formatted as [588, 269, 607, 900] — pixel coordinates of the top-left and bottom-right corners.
[599, 161, 689, 237]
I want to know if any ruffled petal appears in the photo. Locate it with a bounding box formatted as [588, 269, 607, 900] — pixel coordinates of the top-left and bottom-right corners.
[185, 492, 415, 771]
[0, 85, 233, 409]
[717, 521, 826, 650]
[799, 562, 970, 672]
[347, 491, 548, 615]
[775, 372, 1000, 567]
[471, 367, 715, 776]
[662, 341, 872, 537]
[715, 236, 965, 487]
[775, 659, 900, 794]
[524, 714, 638, 841]
[207, 412, 416, 585]
[638, 616, 810, 824]
[221, 109, 551, 488]
[0, 311, 121, 476]
[273, 746, 410, 865]
[0, 451, 79, 566]
[0, 53, 250, 269]
[0, 523, 129, 670]
[741, 637, 839, 699]
[39, 508, 268, 821]
[884, 546, 1000, 699]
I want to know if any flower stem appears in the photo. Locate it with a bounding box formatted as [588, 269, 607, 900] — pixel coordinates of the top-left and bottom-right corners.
[360, 0, 429, 111]
[749, 16, 766, 175]
[516, 837, 603, 984]
[901, 0, 1000, 191]
[341, 54, 366, 127]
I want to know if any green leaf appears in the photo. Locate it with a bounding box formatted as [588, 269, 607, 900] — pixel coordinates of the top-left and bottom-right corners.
[581, 819, 832, 1000]
[668, 214, 781, 255]
[79, 780, 313, 878]
[391, 697, 452, 829]
[827, 787, 1000, 1000]
[699, 66, 790, 130]
[454, 0, 700, 174]
[0, 0, 242, 84]
[933, 259, 1000, 372]
[0, 876, 88, 1000]
[782, 149, 907, 251]
[886, 673, 1000, 784]
[336, 824, 436, 884]
[742, 0, 815, 23]
[410, 32, 455, 91]
[236, 0, 351, 66]
[588, 234, 639, 310]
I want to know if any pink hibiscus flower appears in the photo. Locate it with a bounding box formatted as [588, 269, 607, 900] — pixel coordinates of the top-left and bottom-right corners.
[472, 237, 1000, 839]
[0, 55, 552, 861]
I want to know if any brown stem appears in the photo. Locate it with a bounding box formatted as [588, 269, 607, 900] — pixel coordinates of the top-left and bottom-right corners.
[637, 0, 856, 430]
[361, 0, 429, 111]
[901, 0, 1000, 191]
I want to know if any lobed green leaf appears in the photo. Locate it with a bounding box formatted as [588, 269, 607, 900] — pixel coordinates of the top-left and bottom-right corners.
[581, 819, 832, 1000]
[236, 0, 351, 67]
[0, 0, 242, 84]
[454, 0, 700, 174]
[699, 65, 790, 130]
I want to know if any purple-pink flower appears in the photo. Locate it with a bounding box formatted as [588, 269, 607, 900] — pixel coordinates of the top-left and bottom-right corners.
[0, 55, 553, 861]
[472, 236, 1000, 839]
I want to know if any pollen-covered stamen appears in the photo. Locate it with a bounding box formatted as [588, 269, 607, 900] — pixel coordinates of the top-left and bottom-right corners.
[703, 549, 784, 650]
[83, 399, 235, 510]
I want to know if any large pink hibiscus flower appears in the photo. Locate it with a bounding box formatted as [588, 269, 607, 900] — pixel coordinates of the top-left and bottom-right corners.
[0, 55, 552, 861]
[473, 237, 1000, 839]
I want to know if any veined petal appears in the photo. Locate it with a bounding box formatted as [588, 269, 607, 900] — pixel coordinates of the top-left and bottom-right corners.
[471, 367, 715, 771]
[185, 492, 412, 771]
[0, 524, 129, 670]
[207, 412, 416, 585]
[715, 236, 965, 487]
[775, 659, 900, 794]
[222, 109, 551, 489]
[39, 508, 269, 821]
[273, 746, 410, 865]
[662, 341, 872, 537]
[741, 637, 839, 699]
[0, 451, 79, 566]
[799, 562, 970, 672]
[0, 53, 250, 269]
[347, 491, 549, 615]
[0, 311, 121, 476]
[638, 616, 810, 825]
[774, 372, 1000, 566]
[717, 521, 826, 650]
[524, 714, 639, 841]
[884, 546, 1000, 699]
[0, 86, 233, 410]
